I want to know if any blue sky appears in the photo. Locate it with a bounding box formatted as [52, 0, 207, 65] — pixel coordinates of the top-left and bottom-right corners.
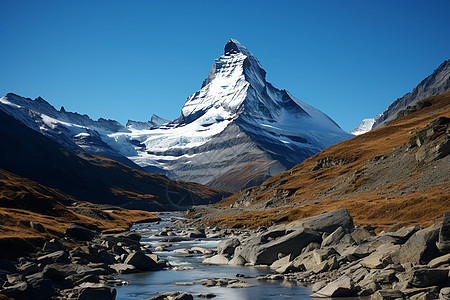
[1, 1, 449, 131]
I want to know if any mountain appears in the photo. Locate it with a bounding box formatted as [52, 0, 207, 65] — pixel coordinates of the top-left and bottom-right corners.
[350, 118, 375, 135]
[352, 59, 450, 135]
[0, 109, 229, 211]
[203, 92, 450, 231]
[0, 39, 353, 192]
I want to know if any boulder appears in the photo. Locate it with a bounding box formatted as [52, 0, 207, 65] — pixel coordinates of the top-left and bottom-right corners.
[360, 244, 400, 269]
[383, 225, 421, 243]
[269, 254, 291, 270]
[202, 254, 229, 265]
[25, 272, 55, 300]
[17, 262, 39, 276]
[437, 211, 450, 254]
[351, 226, 376, 244]
[113, 231, 141, 242]
[403, 267, 448, 288]
[43, 263, 97, 284]
[370, 290, 404, 300]
[124, 251, 158, 271]
[43, 239, 64, 252]
[428, 253, 450, 268]
[66, 224, 97, 241]
[191, 247, 213, 254]
[245, 227, 321, 265]
[150, 291, 193, 300]
[75, 282, 116, 300]
[288, 208, 354, 234]
[217, 238, 240, 255]
[313, 275, 354, 297]
[110, 263, 136, 274]
[321, 226, 345, 248]
[394, 223, 441, 265]
[228, 255, 246, 266]
[187, 230, 206, 238]
[37, 250, 70, 265]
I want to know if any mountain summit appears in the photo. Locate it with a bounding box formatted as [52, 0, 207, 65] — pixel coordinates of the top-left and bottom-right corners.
[0, 39, 353, 191]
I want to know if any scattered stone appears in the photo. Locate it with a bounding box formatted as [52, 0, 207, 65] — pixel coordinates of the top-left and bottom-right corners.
[370, 289, 404, 300]
[288, 208, 354, 234]
[124, 251, 158, 271]
[312, 275, 354, 297]
[197, 293, 216, 298]
[191, 247, 213, 254]
[149, 291, 193, 300]
[110, 263, 136, 274]
[228, 255, 246, 266]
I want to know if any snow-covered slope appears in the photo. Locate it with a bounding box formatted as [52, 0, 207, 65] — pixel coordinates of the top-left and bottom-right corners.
[350, 118, 375, 135]
[0, 39, 353, 191]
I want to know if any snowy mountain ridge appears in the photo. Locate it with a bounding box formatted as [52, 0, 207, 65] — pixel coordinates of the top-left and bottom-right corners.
[0, 39, 353, 191]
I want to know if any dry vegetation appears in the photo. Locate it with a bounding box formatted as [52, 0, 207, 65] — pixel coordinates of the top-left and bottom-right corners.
[207, 93, 450, 231]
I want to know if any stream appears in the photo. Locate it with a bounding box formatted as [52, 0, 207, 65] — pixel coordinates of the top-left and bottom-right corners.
[115, 212, 313, 300]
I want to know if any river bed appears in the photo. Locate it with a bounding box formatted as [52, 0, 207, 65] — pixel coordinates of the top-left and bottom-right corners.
[115, 212, 312, 300]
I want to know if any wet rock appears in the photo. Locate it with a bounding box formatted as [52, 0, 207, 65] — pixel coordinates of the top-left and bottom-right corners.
[197, 293, 216, 298]
[187, 230, 206, 238]
[191, 247, 213, 254]
[288, 208, 354, 234]
[66, 224, 97, 241]
[202, 254, 229, 265]
[149, 291, 193, 300]
[217, 238, 240, 255]
[1, 281, 28, 299]
[124, 251, 158, 271]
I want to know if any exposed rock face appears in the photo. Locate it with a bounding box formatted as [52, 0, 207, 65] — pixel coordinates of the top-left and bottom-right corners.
[373, 59, 450, 129]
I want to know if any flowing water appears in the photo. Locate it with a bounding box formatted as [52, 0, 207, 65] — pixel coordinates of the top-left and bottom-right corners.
[115, 212, 312, 300]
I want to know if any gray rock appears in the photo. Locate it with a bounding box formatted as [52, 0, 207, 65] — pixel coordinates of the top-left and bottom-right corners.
[37, 250, 70, 265]
[202, 254, 229, 265]
[394, 223, 441, 265]
[403, 267, 448, 288]
[321, 226, 345, 248]
[244, 227, 321, 265]
[43, 263, 97, 284]
[124, 251, 158, 271]
[228, 255, 246, 266]
[197, 293, 216, 298]
[383, 225, 422, 243]
[428, 253, 450, 268]
[75, 282, 117, 300]
[66, 224, 97, 241]
[351, 226, 376, 244]
[361, 244, 401, 269]
[287, 208, 354, 234]
[370, 289, 405, 300]
[150, 291, 194, 300]
[402, 287, 439, 299]
[1, 281, 28, 299]
[190, 247, 213, 255]
[270, 254, 291, 270]
[187, 230, 206, 238]
[437, 211, 450, 254]
[217, 238, 240, 255]
[110, 263, 136, 274]
[113, 231, 141, 242]
[313, 275, 354, 297]
[17, 261, 39, 276]
[440, 287, 450, 299]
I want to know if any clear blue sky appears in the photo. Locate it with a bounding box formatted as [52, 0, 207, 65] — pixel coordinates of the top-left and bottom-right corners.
[1, 1, 449, 131]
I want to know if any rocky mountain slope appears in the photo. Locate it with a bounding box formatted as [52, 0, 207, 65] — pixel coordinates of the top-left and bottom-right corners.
[353, 59, 450, 135]
[0, 109, 229, 211]
[198, 92, 450, 231]
[0, 39, 353, 192]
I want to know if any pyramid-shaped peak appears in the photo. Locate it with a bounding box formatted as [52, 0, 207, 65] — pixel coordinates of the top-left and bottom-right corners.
[224, 38, 251, 56]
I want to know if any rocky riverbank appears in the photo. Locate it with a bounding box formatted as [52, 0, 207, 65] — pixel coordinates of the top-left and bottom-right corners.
[0, 223, 171, 299]
[180, 208, 450, 299]
[1, 209, 449, 300]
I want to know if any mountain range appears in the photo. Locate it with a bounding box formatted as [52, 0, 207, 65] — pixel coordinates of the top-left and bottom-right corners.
[0, 39, 353, 192]
[351, 59, 450, 135]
